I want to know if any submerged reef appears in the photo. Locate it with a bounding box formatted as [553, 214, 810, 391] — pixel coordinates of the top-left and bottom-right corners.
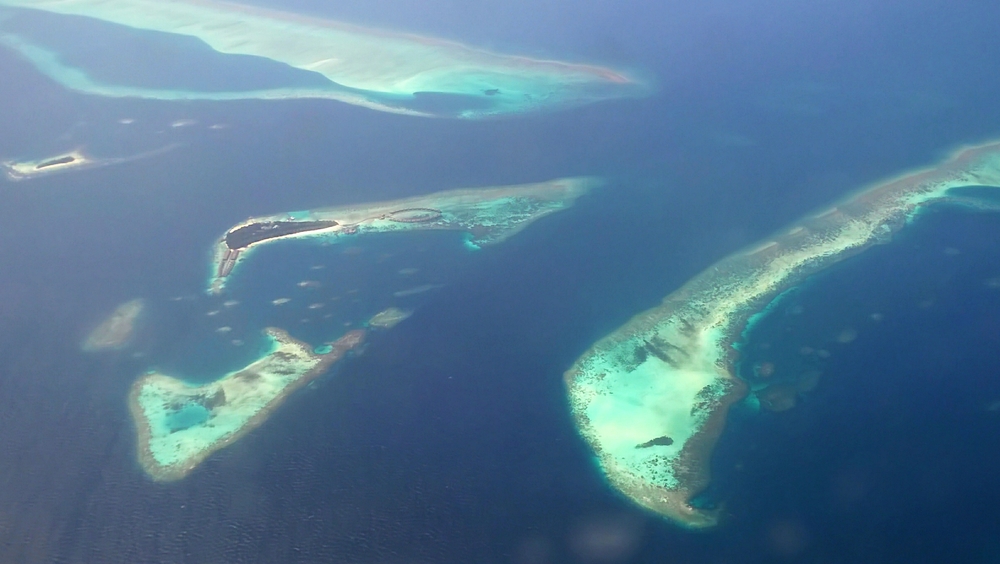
[82, 298, 145, 352]
[565, 141, 1000, 529]
[209, 177, 596, 293]
[128, 328, 365, 481]
[367, 307, 413, 330]
[0, 0, 646, 117]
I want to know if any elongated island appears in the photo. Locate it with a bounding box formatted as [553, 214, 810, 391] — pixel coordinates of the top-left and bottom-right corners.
[2, 144, 179, 181]
[565, 141, 1000, 529]
[129, 328, 365, 481]
[133, 177, 593, 479]
[0, 0, 645, 117]
[209, 177, 596, 293]
[3, 150, 91, 181]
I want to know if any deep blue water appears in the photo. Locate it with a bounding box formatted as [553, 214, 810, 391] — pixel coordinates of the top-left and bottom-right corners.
[1, 0, 1000, 562]
[728, 207, 1000, 561]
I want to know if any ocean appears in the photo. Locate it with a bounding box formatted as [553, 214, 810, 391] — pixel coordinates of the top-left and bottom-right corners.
[1, 0, 1000, 562]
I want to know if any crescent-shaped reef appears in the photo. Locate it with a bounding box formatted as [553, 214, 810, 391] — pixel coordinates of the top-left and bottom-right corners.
[565, 141, 1000, 529]
[0, 0, 646, 117]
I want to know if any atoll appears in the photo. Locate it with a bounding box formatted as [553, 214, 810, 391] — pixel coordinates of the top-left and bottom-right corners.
[565, 141, 1000, 528]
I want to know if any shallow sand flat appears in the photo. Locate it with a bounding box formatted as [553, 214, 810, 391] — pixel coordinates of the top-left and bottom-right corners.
[81, 298, 145, 352]
[566, 141, 1000, 528]
[0, 0, 645, 117]
[2, 144, 179, 181]
[2, 150, 90, 180]
[367, 307, 412, 329]
[129, 328, 364, 481]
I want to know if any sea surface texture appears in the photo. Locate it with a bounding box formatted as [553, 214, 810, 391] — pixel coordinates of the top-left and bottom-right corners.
[1, 0, 1000, 562]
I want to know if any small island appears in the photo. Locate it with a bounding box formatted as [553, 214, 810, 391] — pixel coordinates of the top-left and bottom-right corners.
[81, 298, 145, 352]
[565, 141, 1000, 529]
[209, 177, 596, 293]
[128, 328, 365, 481]
[3, 150, 90, 181]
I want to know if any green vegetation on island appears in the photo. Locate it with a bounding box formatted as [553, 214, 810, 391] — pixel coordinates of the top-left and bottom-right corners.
[2, 144, 179, 181]
[3, 150, 89, 181]
[82, 298, 145, 352]
[127, 176, 596, 480]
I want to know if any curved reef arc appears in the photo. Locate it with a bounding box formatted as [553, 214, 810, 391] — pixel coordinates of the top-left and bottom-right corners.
[565, 140, 1000, 529]
[0, 0, 646, 117]
[208, 177, 596, 293]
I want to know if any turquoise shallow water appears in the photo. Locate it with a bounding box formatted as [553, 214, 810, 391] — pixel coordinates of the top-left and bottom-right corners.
[1, 0, 1000, 562]
[165, 403, 210, 433]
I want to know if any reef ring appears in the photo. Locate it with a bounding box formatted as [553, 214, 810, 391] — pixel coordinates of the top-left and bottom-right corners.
[386, 208, 443, 223]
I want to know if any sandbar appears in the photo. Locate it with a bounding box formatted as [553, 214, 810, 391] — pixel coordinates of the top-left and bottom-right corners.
[128, 328, 365, 481]
[565, 141, 1000, 528]
[209, 177, 596, 293]
[367, 307, 412, 329]
[2, 144, 179, 181]
[0, 0, 646, 117]
[82, 298, 144, 351]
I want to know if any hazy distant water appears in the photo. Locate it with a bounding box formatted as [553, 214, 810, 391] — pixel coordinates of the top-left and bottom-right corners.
[2, 0, 1000, 562]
